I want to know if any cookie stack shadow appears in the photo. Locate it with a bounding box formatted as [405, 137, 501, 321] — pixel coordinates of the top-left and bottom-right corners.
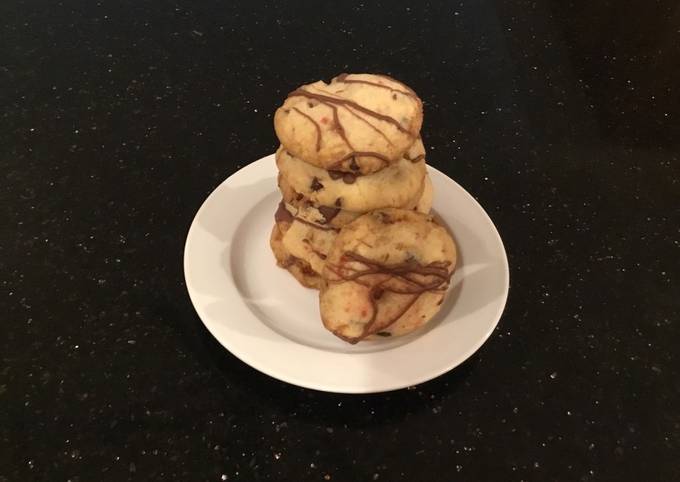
[269, 73, 431, 290]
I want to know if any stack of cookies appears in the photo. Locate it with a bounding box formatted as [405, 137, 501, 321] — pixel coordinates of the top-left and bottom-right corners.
[269, 73, 456, 343]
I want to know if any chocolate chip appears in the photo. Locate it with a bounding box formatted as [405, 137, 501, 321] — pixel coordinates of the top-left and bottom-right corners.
[378, 212, 392, 224]
[281, 257, 294, 268]
[318, 206, 340, 223]
[310, 177, 324, 191]
[334, 197, 343, 207]
[274, 201, 294, 223]
[392, 93, 397, 100]
[376, 331, 391, 337]
[349, 157, 359, 171]
[328, 170, 343, 180]
[342, 172, 356, 184]
[296, 192, 304, 201]
[308, 102, 315, 108]
[372, 288, 384, 300]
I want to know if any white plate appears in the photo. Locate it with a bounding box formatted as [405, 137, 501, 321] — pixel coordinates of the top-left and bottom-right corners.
[184, 154, 509, 393]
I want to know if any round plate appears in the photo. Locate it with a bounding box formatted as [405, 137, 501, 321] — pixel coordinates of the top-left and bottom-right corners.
[184, 155, 509, 393]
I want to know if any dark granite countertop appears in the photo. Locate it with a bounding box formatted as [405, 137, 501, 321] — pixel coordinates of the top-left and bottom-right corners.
[2, 0, 679, 480]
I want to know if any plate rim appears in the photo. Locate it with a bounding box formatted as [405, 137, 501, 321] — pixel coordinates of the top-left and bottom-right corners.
[183, 154, 509, 394]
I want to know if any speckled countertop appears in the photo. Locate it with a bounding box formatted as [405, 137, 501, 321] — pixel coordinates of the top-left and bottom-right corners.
[2, 1, 679, 480]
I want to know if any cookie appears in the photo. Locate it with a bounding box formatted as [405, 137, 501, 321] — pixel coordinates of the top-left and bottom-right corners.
[278, 174, 362, 228]
[269, 222, 324, 290]
[320, 209, 457, 344]
[279, 172, 434, 229]
[276, 138, 426, 213]
[274, 73, 423, 175]
[415, 172, 433, 214]
[275, 202, 337, 276]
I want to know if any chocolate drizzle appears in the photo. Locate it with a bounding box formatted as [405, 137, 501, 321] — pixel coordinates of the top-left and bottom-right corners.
[342, 105, 394, 146]
[288, 84, 413, 170]
[288, 88, 410, 135]
[302, 239, 328, 260]
[374, 73, 420, 97]
[340, 252, 452, 289]
[326, 252, 453, 343]
[405, 137, 425, 163]
[291, 107, 322, 152]
[328, 103, 350, 147]
[286, 75, 420, 173]
[333, 73, 416, 99]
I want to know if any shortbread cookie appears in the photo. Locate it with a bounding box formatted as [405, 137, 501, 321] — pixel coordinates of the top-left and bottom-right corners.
[276, 139, 426, 213]
[279, 173, 433, 229]
[274, 73, 423, 175]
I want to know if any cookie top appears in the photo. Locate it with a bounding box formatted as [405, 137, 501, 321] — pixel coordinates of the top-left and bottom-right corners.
[276, 139, 426, 213]
[320, 209, 457, 344]
[274, 73, 423, 175]
[279, 172, 433, 229]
